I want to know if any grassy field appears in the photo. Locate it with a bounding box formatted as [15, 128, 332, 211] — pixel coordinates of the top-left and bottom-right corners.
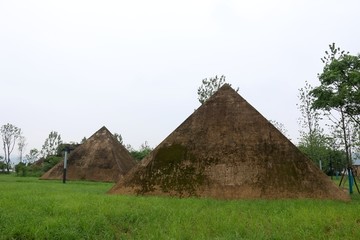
[1, 175, 360, 239]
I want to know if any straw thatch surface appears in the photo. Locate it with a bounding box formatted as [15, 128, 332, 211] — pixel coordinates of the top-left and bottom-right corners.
[109, 85, 348, 200]
[41, 126, 136, 182]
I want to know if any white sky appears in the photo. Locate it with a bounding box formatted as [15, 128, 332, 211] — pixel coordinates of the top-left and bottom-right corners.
[1, 0, 360, 154]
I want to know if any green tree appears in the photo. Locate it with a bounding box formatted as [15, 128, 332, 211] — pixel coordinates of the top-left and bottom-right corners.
[297, 81, 330, 169]
[130, 141, 152, 161]
[25, 148, 40, 164]
[113, 133, 123, 145]
[197, 75, 238, 104]
[18, 135, 26, 163]
[15, 162, 27, 176]
[41, 131, 62, 158]
[0, 156, 6, 172]
[298, 141, 347, 175]
[297, 81, 323, 141]
[298, 134, 332, 171]
[350, 123, 360, 154]
[56, 142, 79, 156]
[311, 43, 360, 167]
[42, 155, 62, 172]
[315, 43, 360, 123]
[1, 123, 21, 173]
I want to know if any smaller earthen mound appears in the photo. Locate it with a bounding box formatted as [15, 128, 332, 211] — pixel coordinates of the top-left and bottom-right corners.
[41, 126, 136, 182]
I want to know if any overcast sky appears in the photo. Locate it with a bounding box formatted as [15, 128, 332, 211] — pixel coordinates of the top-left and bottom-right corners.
[1, 0, 360, 155]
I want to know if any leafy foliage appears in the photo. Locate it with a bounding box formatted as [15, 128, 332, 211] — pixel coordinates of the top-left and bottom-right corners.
[197, 75, 238, 104]
[128, 142, 152, 161]
[296, 81, 335, 171]
[16, 143, 67, 177]
[197, 75, 226, 104]
[350, 123, 360, 153]
[41, 156, 62, 173]
[25, 148, 40, 164]
[310, 43, 360, 166]
[15, 162, 27, 176]
[298, 136, 347, 174]
[14, 155, 63, 177]
[269, 120, 290, 138]
[312, 43, 360, 124]
[0, 159, 7, 172]
[56, 143, 80, 156]
[113, 133, 123, 145]
[297, 81, 323, 137]
[40, 131, 62, 158]
[1, 123, 21, 172]
[17, 135, 26, 163]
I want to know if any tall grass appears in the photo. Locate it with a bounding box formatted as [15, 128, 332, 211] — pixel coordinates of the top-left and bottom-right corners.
[1, 174, 360, 239]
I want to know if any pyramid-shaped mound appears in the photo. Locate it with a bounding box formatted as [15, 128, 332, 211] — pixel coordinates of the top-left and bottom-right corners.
[109, 85, 348, 200]
[41, 126, 136, 182]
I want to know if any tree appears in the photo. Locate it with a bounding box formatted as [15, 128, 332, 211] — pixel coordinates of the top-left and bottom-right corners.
[297, 133, 333, 171]
[297, 81, 323, 141]
[315, 43, 360, 124]
[197, 75, 238, 104]
[18, 135, 26, 163]
[41, 131, 62, 158]
[0, 156, 5, 172]
[56, 142, 79, 156]
[297, 81, 330, 169]
[311, 43, 360, 124]
[129, 141, 152, 161]
[113, 133, 123, 145]
[15, 162, 27, 176]
[125, 144, 133, 152]
[269, 120, 290, 139]
[296, 80, 349, 173]
[311, 43, 360, 169]
[351, 123, 360, 153]
[80, 137, 87, 144]
[1, 123, 21, 173]
[25, 148, 40, 164]
[42, 155, 62, 173]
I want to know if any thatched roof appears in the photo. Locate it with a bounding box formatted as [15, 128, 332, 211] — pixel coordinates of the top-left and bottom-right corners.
[41, 126, 136, 182]
[109, 84, 349, 200]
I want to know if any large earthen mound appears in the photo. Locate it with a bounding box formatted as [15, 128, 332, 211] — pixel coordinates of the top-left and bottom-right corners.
[41, 126, 136, 182]
[109, 85, 349, 200]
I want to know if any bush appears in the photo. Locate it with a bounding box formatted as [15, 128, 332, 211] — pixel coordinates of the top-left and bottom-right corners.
[0, 161, 7, 172]
[27, 163, 43, 177]
[15, 162, 27, 176]
[130, 149, 151, 161]
[14, 155, 63, 177]
[42, 156, 62, 173]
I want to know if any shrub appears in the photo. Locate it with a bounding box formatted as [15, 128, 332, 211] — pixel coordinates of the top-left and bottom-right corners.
[15, 162, 27, 176]
[14, 155, 62, 177]
[42, 156, 62, 173]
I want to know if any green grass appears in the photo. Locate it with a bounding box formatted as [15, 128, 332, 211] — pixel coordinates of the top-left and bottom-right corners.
[1, 174, 360, 239]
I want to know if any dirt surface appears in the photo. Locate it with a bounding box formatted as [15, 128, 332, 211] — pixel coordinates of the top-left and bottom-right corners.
[41, 126, 136, 182]
[109, 85, 349, 201]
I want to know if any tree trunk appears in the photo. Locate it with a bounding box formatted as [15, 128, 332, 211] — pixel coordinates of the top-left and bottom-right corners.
[340, 109, 351, 167]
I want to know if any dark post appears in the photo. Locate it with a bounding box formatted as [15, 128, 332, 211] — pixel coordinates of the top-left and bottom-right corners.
[63, 147, 69, 184]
